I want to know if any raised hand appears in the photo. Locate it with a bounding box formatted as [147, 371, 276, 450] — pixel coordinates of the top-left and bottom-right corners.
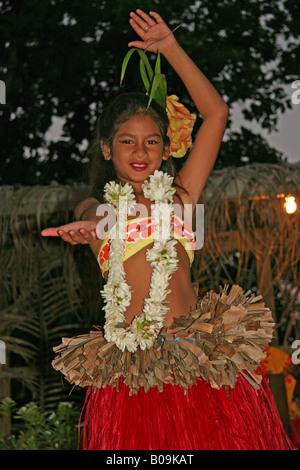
[128, 9, 177, 54]
[41, 220, 100, 245]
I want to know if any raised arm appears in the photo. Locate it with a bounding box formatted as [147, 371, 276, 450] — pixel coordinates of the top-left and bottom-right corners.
[128, 10, 229, 207]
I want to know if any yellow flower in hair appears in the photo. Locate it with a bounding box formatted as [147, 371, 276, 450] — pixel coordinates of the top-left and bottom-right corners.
[166, 95, 196, 158]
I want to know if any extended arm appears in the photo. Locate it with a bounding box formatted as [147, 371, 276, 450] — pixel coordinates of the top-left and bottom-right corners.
[41, 197, 101, 246]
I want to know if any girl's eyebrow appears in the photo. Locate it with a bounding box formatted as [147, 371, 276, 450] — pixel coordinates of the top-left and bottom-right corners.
[117, 133, 162, 138]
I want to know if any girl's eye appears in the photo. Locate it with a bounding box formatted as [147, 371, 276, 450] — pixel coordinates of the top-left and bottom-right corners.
[120, 139, 133, 144]
[147, 140, 159, 145]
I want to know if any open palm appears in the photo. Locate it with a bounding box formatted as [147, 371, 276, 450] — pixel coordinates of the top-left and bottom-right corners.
[128, 10, 177, 54]
[41, 220, 99, 245]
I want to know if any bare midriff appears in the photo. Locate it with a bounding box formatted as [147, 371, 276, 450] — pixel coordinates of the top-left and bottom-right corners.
[103, 239, 197, 330]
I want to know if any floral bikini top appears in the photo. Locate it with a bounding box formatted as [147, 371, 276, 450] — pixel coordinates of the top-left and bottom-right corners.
[97, 215, 196, 277]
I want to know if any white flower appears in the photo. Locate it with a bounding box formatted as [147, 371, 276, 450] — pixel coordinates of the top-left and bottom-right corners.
[102, 171, 179, 352]
[142, 170, 176, 203]
[147, 239, 178, 264]
[104, 181, 136, 213]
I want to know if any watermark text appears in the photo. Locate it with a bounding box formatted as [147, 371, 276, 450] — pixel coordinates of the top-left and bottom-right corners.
[291, 340, 300, 365]
[96, 202, 204, 250]
[0, 80, 5, 105]
[0, 340, 6, 364]
[291, 80, 300, 105]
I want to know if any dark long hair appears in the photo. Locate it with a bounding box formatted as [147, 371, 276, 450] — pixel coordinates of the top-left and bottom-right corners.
[87, 92, 176, 202]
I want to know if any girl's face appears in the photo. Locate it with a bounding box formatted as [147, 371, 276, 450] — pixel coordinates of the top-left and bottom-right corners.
[102, 114, 169, 188]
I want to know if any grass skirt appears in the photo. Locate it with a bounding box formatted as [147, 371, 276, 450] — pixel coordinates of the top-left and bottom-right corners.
[80, 373, 292, 450]
[52, 285, 293, 450]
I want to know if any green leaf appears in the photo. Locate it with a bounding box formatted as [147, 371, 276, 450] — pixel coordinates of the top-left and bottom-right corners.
[120, 48, 138, 87]
[148, 73, 167, 109]
[154, 49, 161, 75]
[154, 73, 167, 109]
[120, 48, 153, 89]
[147, 74, 162, 108]
[120, 48, 167, 109]
[136, 50, 153, 83]
[139, 59, 151, 92]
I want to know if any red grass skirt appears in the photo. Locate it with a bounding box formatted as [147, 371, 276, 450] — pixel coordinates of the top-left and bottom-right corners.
[79, 374, 293, 450]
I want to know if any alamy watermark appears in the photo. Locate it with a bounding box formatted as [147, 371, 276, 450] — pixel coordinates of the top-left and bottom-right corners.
[0, 80, 5, 105]
[0, 340, 6, 364]
[95, 202, 204, 250]
[291, 80, 300, 105]
[291, 340, 300, 365]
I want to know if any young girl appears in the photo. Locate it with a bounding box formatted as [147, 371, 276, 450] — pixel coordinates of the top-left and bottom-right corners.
[42, 10, 292, 450]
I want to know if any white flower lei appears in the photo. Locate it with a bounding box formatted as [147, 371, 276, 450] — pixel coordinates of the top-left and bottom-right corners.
[101, 170, 178, 353]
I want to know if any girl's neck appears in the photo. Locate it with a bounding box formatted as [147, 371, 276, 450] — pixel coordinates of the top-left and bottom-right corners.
[127, 181, 145, 199]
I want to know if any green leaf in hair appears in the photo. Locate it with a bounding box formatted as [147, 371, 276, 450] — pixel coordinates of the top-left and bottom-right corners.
[120, 48, 167, 109]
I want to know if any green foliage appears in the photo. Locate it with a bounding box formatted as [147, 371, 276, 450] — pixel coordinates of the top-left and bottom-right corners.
[0, 398, 80, 450]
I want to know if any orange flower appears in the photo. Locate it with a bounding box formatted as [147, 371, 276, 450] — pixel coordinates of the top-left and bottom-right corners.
[166, 95, 196, 158]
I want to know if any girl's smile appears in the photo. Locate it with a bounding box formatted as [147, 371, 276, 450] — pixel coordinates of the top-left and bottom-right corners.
[130, 162, 149, 171]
